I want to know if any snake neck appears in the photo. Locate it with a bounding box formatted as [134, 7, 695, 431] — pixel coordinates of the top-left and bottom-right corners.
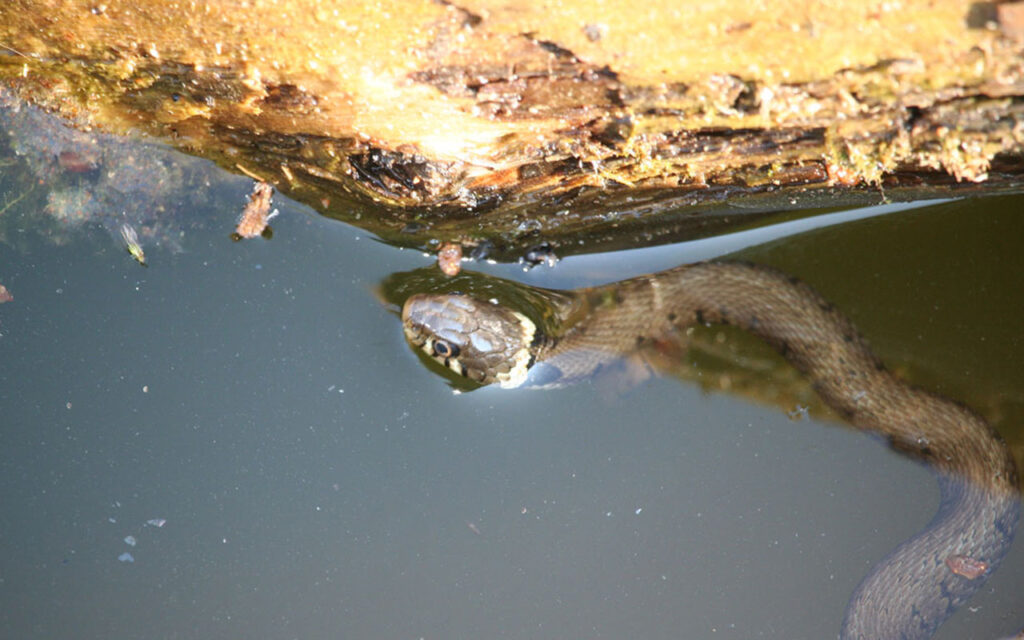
[548, 262, 1017, 491]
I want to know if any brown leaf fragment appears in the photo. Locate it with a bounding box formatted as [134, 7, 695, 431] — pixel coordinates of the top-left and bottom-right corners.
[945, 554, 988, 579]
[58, 150, 99, 173]
[234, 181, 277, 240]
[438, 242, 462, 276]
[0, 283, 11, 303]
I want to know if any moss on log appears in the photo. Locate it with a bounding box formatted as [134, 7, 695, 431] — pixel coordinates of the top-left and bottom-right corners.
[2, 0, 1024, 257]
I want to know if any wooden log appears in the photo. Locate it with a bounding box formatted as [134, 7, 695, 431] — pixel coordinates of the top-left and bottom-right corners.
[2, 0, 1024, 255]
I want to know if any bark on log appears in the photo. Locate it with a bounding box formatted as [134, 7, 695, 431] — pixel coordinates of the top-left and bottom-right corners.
[2, 0, 1024, 257]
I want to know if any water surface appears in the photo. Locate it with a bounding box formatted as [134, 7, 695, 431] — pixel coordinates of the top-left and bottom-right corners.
[1, 137, 1022, 639]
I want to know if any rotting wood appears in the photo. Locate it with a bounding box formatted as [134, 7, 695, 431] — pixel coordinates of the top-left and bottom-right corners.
[2, 0, 1024, 258]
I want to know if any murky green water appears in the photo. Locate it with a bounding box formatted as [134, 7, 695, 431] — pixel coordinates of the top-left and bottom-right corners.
[1, 112, 1022, 639]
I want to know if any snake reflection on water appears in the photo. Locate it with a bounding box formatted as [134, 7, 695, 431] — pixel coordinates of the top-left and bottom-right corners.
[401, 261, 1020, 639]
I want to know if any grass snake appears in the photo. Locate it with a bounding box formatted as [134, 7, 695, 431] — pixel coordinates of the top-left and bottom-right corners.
[401, 260, 1020, 639]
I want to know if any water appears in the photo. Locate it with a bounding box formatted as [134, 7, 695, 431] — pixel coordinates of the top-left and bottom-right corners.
[1, 131, 1022, 638]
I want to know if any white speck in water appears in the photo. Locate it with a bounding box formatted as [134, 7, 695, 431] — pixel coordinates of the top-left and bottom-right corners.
[124, 535, 136, 547]
[118, 552, 134, 563]
[108, 517, 116, 523]
[787, 404, 809, 420]
[146, 519, 166, 528]
[605, 511, 613, 517]
[635, 508, 643, 515]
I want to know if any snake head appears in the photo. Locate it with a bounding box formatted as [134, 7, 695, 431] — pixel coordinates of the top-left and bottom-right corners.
[402, 293, 537, 388]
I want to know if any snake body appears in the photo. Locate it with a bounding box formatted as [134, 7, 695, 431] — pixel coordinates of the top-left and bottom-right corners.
[401, 261, 1020, 639]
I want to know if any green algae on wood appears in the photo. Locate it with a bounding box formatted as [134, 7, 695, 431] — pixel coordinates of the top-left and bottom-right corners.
[3, 0, 1024, 259]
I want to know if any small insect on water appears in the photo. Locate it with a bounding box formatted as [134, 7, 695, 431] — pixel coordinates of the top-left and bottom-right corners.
[233, 181, 278, 240]
[120, 224, 147, 267]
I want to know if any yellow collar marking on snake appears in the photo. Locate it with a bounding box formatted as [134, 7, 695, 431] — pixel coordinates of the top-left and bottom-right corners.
[399, 260, 1020, 640]
[498, 310, 536, 389]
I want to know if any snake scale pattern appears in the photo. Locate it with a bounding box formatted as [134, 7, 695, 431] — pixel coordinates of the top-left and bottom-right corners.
[402, 261, 1020, 639]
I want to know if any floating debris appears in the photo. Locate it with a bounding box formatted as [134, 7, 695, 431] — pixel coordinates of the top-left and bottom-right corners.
[1, 87, 213, 253]
[57, 149, 99, 173]
[469, 240, 494, 261]
[233, 181, 277, 240]
[118, 552, 134, 563]
[146, 518, 166, 528]
[124, 535, 137, 547]
[120, 223, 147, 267]
[437, 242, 462, 276]
[946, 554, 988, 579]
[0, 283, 11, 303]
[787, 404, 810, 421]
[522, 242, 559, 268]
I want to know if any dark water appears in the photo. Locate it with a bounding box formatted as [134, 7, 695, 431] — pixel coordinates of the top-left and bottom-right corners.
[1, 132, 1022, 638]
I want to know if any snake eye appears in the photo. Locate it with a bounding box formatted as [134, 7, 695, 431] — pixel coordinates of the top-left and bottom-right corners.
[432, 339, 460, 359]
